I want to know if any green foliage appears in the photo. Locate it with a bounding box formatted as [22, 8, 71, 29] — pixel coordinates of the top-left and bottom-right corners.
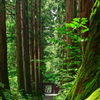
[90, 0, 100, 20]
[7, 20, 16, 70]
[4, 0, 97, 100]
[6, 3, 18, 97]
[2, 88, 43, 100]
[45, 17, 89, 100]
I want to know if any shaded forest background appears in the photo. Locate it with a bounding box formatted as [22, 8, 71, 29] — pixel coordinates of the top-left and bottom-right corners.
[0, 0, 100, 100]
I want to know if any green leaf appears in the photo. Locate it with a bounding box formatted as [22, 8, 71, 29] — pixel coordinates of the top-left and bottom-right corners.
[73, 18, 80, 22]
[81, 28, 89, 33]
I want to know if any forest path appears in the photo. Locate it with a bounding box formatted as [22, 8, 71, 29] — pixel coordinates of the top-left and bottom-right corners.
[44, 94, 58, 100]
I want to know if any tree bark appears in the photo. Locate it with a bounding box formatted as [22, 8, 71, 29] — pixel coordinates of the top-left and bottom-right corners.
[0, 0, 10, 99]
[66, 0, 76, 60]
[33, 0, 38, 95]
[15, 0, 25, 95]
[30, 0, 34, 91]
[79, 0, 94, 54]
[38, 0, 43, 96]
[65, 0, 76, 76]
[21, 0, 32, 94]
[0, 0, 9, 89]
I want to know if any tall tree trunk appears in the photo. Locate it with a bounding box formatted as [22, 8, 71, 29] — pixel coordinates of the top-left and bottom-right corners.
[21, 0, 32, 94]
[79, 0, 95, 54]
[66, 0, 76, 60]
[15, 0, 25, 95]
[40, 20, 44, 95]
[65, 0, 76, 76]
[38, 0, 43, 96]
[30, 0, 34, 92]
[65, 1, 100, 99]
[33, 0, 38, 95]
[0, 0, 10, 99]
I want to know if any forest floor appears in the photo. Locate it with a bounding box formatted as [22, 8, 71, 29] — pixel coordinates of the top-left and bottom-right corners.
[44, 94, 58, 100]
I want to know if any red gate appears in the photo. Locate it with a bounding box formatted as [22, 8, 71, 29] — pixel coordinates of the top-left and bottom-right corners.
[43, 83, 59, 93]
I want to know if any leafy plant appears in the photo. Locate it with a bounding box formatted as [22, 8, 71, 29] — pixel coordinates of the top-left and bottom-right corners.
[47, 18, 89, 100]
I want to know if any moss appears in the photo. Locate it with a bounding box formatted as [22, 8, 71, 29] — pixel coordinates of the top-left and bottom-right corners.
[65, 50, 100, 100]
[85, 88, 100, 100]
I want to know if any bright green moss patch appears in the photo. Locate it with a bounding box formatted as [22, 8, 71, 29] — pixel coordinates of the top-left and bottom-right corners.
[85, 88, 100, 100]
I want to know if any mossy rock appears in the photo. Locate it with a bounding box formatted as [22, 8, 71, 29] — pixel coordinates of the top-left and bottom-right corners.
[85, 88, 100, 100]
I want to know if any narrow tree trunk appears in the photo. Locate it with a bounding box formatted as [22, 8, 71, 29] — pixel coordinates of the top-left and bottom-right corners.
[0, 0, 10, 99]
[0, 0, 9, 89]
[38, 0, 43, 96]
[65, 0, 76, 76]
[21, 0, 32, 94]
[30, 0, 34, 91]
[40, 21, 44, 95]
[15, 0, 25, 95]
[65, 1, 100, 100]
[33, 0, 38, 95]
[66, 0, 75, 59]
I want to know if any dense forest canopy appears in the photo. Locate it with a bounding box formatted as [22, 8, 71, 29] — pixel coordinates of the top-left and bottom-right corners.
[0, 0, 100, 100]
